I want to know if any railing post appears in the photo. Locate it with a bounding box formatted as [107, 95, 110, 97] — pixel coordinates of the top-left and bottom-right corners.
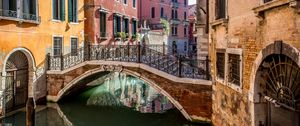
[84, 41, 90, 61]
[137, 42, 141, 63]
[162, 42, 165, 55]
[178, 56, 182, 77]
[206, 55, 210, 80]
[46, 53, 50, 70]
[60, 53, 64, 71]
[127, 43, 130, 62]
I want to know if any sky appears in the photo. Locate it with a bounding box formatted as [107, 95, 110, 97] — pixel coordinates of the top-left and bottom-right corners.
[189, 0, 196, 5]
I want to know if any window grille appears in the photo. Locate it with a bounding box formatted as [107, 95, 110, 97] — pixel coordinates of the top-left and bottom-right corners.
[228, 54, 241, 86]
[216, 52, 225, 79]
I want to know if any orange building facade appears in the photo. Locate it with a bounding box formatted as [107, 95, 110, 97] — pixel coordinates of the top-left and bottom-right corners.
[0, 0, 84, 114]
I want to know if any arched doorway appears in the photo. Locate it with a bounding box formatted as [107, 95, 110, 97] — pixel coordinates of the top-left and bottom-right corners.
[254, 54, 300, 126]
[4, 51, 29, 112]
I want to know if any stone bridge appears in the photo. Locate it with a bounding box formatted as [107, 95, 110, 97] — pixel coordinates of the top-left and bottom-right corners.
[46, 44, 212, 122]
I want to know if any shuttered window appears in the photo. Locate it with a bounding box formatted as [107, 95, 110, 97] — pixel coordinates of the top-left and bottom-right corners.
[133, 0, 136, 8]
[123, 18, 129, 34]
[53, 0, 65, 21]
[132, 20, 137, 35]
[68, 0, 77, 22]
[53, 37, 63, 56]
[160, 7, 164, 18]
[113, 15, 121, 36]
[71, 38, 78, 56]
[216, 0, 226, 19]
[151, 7, 155, 18]
[23, 0, 37, 20]
[100, 12, 106, 37]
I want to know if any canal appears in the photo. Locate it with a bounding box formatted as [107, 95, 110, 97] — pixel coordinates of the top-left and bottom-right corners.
[1, 72, 210, 126]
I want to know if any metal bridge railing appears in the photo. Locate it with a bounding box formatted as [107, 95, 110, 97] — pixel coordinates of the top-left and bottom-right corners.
[47, 43, 211, 80]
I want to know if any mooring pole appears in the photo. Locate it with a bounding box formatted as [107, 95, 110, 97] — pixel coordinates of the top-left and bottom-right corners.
[26, 97, 35, 126]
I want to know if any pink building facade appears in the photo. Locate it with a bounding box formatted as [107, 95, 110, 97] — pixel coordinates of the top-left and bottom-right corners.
[138, 0, 190, 56]
[85, 0, 139, 45]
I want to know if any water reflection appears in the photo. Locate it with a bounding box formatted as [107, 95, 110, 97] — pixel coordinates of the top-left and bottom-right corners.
[1, 72, 210, 126]
[84, 72, 174, 113]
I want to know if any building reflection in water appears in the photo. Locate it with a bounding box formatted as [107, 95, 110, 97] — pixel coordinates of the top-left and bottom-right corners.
[0, 72, 205, 126]
[85, 72, 174, 113]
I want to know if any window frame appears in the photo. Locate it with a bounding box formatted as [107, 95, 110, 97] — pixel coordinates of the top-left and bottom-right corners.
[215, 0, 227, 20]
[99, 11, 107, 37]
[52, 35, 64, 57]
[68, 0, 78, 23]
[70, 37, 78, 56]
[151, 7, 155, 18]
[52, 0, 65, 21]
[215, 48, 243, 92]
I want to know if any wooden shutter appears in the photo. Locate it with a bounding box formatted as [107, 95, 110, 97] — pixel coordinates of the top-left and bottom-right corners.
[52, 0, 57, 19]
[113, 15, 117, 35]
[68, 0, 72, 22]
[74, 0, 77, 22]
[60, 0, 65, 21]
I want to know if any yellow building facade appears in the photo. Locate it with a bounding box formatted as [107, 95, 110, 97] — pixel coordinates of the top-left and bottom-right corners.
[0, 0, 84, 114]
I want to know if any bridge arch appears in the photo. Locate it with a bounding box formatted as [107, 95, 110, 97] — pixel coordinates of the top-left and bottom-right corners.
[53, 65, 192, 121]
[249, 41, 300, 126]
[1, 47, 36, 113]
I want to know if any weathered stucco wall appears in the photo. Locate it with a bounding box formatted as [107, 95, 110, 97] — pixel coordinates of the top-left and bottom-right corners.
[210, 0, 300, 125]
[0, 0, 85, 103]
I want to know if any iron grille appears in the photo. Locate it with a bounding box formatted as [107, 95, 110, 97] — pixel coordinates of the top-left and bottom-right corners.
[228, 54, 240, 86]
[216, 52, 225, 79]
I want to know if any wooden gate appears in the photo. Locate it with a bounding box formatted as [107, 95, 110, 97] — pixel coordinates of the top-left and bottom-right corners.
[4, 51, 29, 112]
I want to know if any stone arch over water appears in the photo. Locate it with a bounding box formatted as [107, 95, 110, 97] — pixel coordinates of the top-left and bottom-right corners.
[53, 66, 193, 121]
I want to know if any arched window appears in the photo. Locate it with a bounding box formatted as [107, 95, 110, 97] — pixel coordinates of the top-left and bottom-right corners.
[160, 7, 164, 18]
[151, 7, 155, 18]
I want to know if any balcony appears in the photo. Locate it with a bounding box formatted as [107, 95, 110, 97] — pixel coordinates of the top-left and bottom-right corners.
[170, 19, 180, 25]
[0, 9, 40, 24]
[183, 19, 189, 26]
[171, 1, 179, 8]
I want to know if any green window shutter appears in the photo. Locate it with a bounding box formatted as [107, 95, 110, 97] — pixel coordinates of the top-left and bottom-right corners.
[53, 0, 57, 19]
[113, 16, 117, 35]
[60, 0, 65, 21]
[74, 0, 77, 22]
[68, 0, 72, 22]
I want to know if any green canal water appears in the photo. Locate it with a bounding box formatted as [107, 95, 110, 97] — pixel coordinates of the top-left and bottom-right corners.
[1, 72, 210, 126]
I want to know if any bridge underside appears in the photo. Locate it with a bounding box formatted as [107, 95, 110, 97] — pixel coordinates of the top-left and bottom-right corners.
[46, 63, 212, 122]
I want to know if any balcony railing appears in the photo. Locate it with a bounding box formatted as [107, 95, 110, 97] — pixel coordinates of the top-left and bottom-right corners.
[0, 9, 40, 24]
[0, 9, 17, 18]
[47, 44, 211, 80]
[170, 19, 180, 25]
